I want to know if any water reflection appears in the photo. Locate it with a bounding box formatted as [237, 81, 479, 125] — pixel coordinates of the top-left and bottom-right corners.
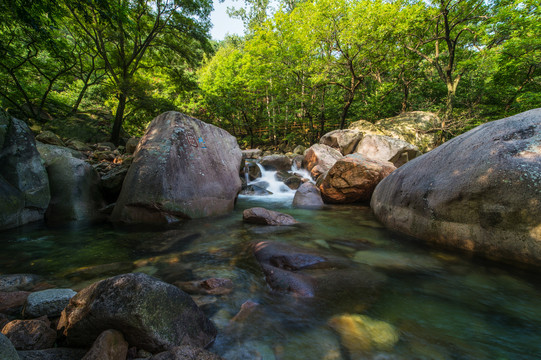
[0, 197, 540, 359]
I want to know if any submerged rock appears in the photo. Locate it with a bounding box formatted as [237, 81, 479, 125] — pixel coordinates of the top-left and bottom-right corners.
[111, 112, 242, 224]
[243, 208, 298, 226]
[328, 314, 399, 355]
[371, 109, 541, 267]
[319, 154, 396, 204]
[57, 273, 217, 353]
[150, 345, 224, 360]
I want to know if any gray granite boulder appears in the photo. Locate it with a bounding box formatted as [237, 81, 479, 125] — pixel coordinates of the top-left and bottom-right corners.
[57, 273, 217, 353]
[111, 112, 242, 224]
[372, 109, 541, 267]
[292, 182, 324, 209]
[23, 288, 77, 318]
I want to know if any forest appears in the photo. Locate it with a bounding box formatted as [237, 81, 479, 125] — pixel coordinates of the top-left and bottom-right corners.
[0, 0, 539, 148]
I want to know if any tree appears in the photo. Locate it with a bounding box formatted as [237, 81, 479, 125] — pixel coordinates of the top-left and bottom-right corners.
[400, 0, 491, 125]
[65, 0, 212, 144]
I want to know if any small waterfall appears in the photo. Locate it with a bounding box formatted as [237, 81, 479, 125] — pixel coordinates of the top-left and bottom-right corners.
[243, 163, 250, 183]
[249, 163, 295, 196]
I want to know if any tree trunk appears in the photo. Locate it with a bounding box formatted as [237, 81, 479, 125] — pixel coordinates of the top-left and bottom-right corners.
[110, 91, 127, 145]
[339, 90, 354, 129]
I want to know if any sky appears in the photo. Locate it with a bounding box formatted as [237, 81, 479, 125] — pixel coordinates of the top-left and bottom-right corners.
[210, 0, 245, 41]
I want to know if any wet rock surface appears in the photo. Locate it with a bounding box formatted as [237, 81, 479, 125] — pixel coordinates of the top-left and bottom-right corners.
[243, 208, 298, 226]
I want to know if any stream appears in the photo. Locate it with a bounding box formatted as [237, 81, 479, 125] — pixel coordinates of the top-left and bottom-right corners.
[1, 164, 540, 359]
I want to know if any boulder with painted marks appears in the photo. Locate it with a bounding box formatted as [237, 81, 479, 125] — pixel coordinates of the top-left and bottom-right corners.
[111, 112, 242, 224]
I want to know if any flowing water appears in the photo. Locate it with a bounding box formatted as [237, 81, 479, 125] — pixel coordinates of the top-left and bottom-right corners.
[1, 167, 540, 360]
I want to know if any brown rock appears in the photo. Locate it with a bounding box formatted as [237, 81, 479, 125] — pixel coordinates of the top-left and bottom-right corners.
[303, 144, 343, 180]
[259, 155, 292, 171]
[82, 329, 128, 360]
[371, 109, 541, 267]
[243, 207, 298, 226]
[0, 291, 30, 315]
[319, 154, 396, 203]
[1, 318, 56, 350]
[111, 112, 242, 224]
[230, 300, 259, 323]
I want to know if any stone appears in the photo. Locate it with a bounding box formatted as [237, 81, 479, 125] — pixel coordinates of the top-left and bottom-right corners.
[292, 182, 324, 209]
[0, 291, 30, 315]
[241, 149, 262, 159]
[0, 333, 19, 360]
[99, 163, 130, 202]
[23, 288, 77, 318]
[259, 154, 292, 171]
[253, 241, 385, 300]
[0, 111, 50, 230]
[111, 112, 242, 224]
[57, 273, 217, 353]
[36, 142, 85, 166]
[239, 184, 273, 196]
[0, 274, 43, 292]
[18, 348, 88, 360]
[319, 154, 396, 203]
[45, 156, 106, 224]
[81, 329, 128, 360]
[150, 345, 224, 360]
[320, 129, 363, 155]
[349, 111, 441, 152]
[1, 318, 57, 350]
[354, 134, 421, 167]
[275, 171, 302, 190]
[371, 109, 541, 267]
[125, 137, 140, 154]
[293, 145, 306, 155]
[240, 161, 261, 181]
[35, 130, 65, 146]
[230, 300, 259, 323]
[303, 144, 343, 180]
[65, 139, 92, 152]
[96, 142, 116, 151]
[328, 314, 399, 355]
[243, 207, 298, 226]
[175, 278, 233, 296]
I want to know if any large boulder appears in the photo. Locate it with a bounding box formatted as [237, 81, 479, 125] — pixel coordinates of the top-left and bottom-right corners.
[81, 329, 128, 360]
[111, 112, 242, 224]
[303, 144, 343, 180]
[292, 182, 324, 209]
[57, 273, 217, 353]
[36, 142, 85, 166]
[259, 154, 292, 171]
[45, 156, 105, 224]
[371, 109, 541, 267]
[354, 134, 421, 167]
[0, 110, 50, 230]
[319, 129, 363, 155]
[319, 154, 396, 204]
[349, 111, 441, 152]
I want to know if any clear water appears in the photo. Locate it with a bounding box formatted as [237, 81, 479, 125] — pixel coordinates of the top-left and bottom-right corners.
[1, 195, 541, 359]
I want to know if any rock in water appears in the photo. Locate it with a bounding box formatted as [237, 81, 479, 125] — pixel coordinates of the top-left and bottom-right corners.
[111, 112, 242, 224]
[0, 110, 50, 230]
[57, 273, 216, 353]
[45, 156, 106, 224]
[243, 207, 298, 226]
[371, 109, 541, 267]
[319, 154, 396, 204]
[292, 182, 324, 209]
